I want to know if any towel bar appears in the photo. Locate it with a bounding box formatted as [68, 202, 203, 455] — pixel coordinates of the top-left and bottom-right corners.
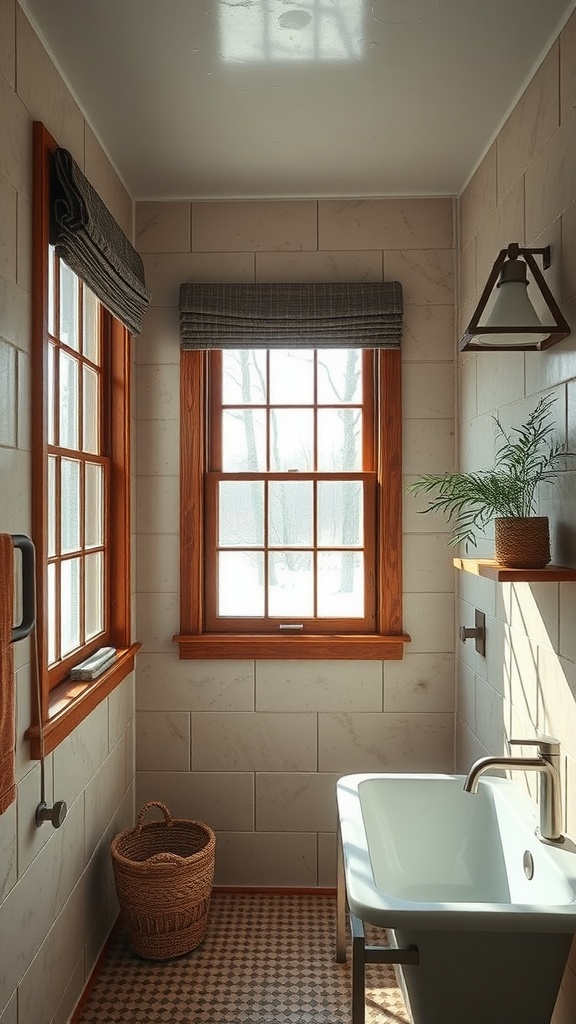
[11, 534, 36, 642]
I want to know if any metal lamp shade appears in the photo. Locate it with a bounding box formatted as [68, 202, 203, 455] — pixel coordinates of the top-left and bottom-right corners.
[459, 243, 571, 352]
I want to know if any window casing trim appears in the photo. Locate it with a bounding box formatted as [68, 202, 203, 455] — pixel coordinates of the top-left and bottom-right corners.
[176, 348, 409, 660]
[29, 121, 137, 753]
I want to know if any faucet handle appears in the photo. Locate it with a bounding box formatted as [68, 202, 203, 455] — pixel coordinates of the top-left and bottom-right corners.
[510, 736, 560, 756]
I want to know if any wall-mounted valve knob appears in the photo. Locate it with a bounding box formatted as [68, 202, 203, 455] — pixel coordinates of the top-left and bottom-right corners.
[35, 800, 68, 829]
[459, 610, 485, 657]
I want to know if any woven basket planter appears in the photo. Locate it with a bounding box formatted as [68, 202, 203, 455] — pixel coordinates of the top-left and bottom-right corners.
[111, 802, 216, 960]
[494, 516, 551, 569]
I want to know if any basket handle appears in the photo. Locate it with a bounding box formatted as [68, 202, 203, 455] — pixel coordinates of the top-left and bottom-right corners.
[136, 801, 174, 830]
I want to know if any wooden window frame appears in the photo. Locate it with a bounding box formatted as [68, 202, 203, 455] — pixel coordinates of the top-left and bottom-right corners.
[27, 122, 139, 757]
[175, 347, 410, 660]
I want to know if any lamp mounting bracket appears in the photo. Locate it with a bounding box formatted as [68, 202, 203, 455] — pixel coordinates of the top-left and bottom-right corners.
[506, 243, 551, 271]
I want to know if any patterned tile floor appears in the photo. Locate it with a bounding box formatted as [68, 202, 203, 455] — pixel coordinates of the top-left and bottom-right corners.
[74, 892, 409, 1023]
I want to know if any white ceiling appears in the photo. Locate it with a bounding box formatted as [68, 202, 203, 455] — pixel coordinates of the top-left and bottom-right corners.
[21, 0, 576, 201]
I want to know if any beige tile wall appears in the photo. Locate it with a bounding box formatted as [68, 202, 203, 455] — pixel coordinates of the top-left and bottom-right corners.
[135, 195, 456, 887]
[0, 5, 135, 1023]
[456, 10, 576, 1021]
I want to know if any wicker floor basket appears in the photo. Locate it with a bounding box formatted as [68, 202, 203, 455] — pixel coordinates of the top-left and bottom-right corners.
[111, 801, 216, 960]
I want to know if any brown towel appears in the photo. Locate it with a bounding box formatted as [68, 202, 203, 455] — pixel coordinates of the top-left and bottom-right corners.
[0, 534, 16, 814]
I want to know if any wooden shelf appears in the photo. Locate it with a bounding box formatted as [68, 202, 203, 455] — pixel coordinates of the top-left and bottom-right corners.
[453, 558, 576, 582]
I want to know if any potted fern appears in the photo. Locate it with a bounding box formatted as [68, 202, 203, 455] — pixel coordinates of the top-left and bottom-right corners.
[407, 394, 576, 568]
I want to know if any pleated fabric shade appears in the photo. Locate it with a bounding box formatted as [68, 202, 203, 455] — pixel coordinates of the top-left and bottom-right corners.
[179, 282, 403, 349]
[51, 148, 151, 335]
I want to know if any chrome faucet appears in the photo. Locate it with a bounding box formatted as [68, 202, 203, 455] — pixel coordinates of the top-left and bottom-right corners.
[463, 736, 563, 842]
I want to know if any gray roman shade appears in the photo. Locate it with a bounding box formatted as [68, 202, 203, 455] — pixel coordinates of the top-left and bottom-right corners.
[179, 282, 403, 349]
[51, 148, 151, 335]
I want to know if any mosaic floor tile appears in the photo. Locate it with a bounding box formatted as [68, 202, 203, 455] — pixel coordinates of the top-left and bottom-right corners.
[75, 893, 409, 1023]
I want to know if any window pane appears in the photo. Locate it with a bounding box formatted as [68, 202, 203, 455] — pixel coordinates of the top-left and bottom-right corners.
[269, 350, 313, 405]
[268, 551, 313, 616]
[48, 457, 57, 557]
[61, 458, 81, 553]
[218, 551, 264, 615]
[317, 551, 364, 617]
[317, 349, 361, 404]
[270, 409, 313, 471]
[83, 365, 99, 454]
[269, 481, 312, 547]
[85, 463, 103, 548]
[59, 260, 79, 350]
[47, 562, 56, 666]
[222, 409, 266, 471]
[219, 480, 263, 546]
[222, 350, 266, 405]
[60, 557, 81, 656]
[318, 481, 363, 546]
[59, 350, 79, 449]
[47, 344, 55, 446]
[48, 246, 56, 337]
[83, 287, 100, 364]
[85, 551, 104, 639]
[317, 408, 361, 470]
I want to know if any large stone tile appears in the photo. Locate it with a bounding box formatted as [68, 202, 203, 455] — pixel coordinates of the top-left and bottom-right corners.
[255, 660, 382, 712]
[84, 126, 132, 237]
[402, 533, 455, 594]
[384, 249, 454, 305]
[16, 7, 83, 168]
[256, 772, 339, 832]
[135, 592, 180, 654]
[0, 0, 15, 88]
[402, 592, 455, 653]
[317, 711, 453, 773]
[136, 474, 180, 534]
[560, 8, 576, 121]
[192, 200, 317, 252]
[0, 175, 17, 284]
[403, 361, 454, 419]
[135, 305, 180, 365]
[53, 701, 109, 808]
[475, 177, 525, 290]
[135, 770, 254, 831]
[255, 248, 382, 282]
[318, 198, 453, 252]
[401, 304, 454, 362]
[136, 655, 255, 712]
[459, 144, 497, 252]
[525, 105, 576, 240]
[497, 44, 559, 202]
[0, 73, 30, 201]
[192, 712, 316, 771]
[384, 652, 455, 713]
[402, 418, 455, 475]
[135, 363, 180, 422]
[136, 202, 191, 253]
[136, 533, 179, 593]
[213, 832, 317, 886]
[142, 252, 255, 307]
[135, 710, 190, 771]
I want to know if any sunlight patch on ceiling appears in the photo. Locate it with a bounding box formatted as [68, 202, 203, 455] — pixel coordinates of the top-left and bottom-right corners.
[218, 0, 364, 62]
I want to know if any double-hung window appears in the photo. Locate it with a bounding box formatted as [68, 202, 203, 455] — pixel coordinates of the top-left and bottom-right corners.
[206, 348, 376, 632]
[30, 122, 143, 754]
[177, 307, 408, 660]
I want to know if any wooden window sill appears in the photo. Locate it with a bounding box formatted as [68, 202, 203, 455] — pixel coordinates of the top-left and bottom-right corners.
[173, 633, 411, 660]
[26, 643, 141, 758]
[453, 558, 576, 582]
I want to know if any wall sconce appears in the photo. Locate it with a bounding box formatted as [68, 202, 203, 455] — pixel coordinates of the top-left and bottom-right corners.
[459, 242, 571, 352]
